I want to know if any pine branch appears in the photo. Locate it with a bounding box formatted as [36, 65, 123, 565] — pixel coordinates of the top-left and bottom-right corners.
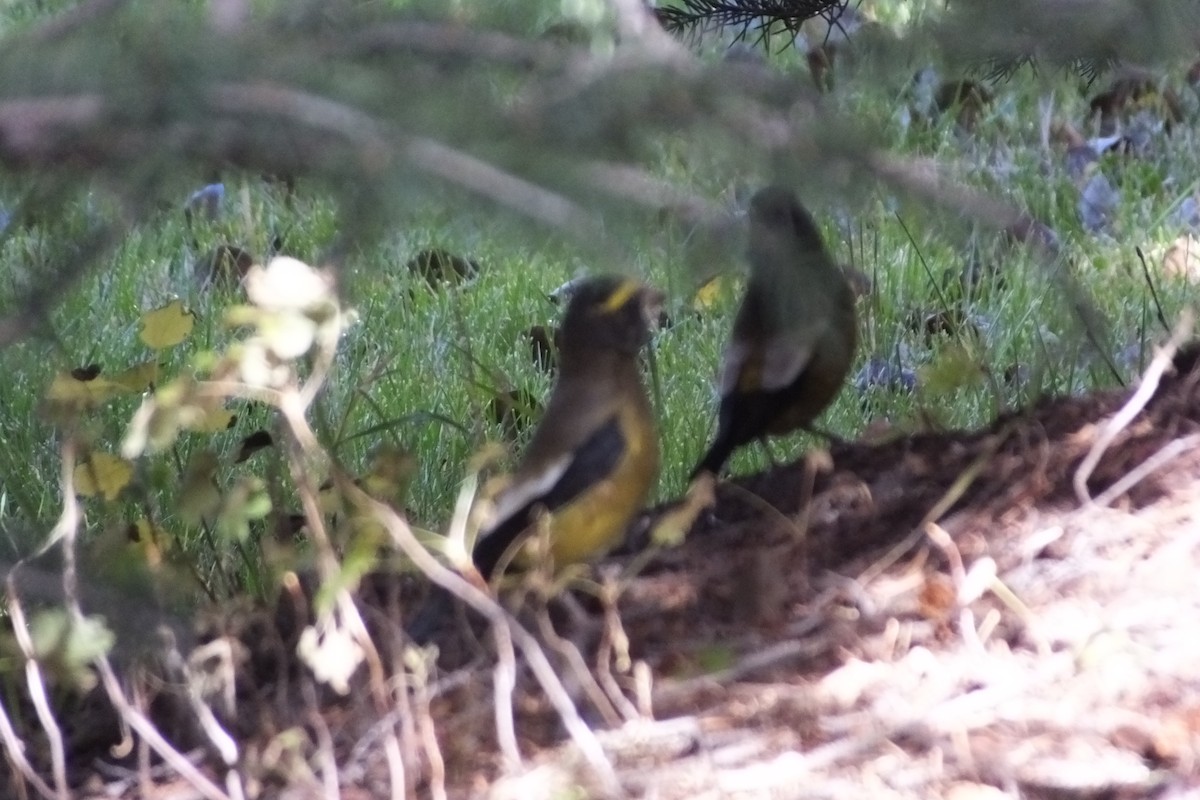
[654, 0, 847, 49]
[977, 55, 1117, 86]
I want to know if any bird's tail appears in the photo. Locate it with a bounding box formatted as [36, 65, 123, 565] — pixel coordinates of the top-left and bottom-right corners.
[470, 512, 530, 582]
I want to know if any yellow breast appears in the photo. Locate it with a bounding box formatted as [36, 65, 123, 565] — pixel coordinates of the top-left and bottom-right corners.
[538, 403, 659, 566]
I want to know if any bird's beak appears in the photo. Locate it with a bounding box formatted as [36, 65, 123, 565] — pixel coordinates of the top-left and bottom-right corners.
[641, 286, 666, 328]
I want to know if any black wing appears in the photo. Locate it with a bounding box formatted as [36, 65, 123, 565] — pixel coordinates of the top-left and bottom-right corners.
[472, 414, 626, 579]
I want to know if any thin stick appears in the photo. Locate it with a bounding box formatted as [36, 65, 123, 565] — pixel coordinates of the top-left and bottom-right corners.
[6, 594, 66, 799]
[1133, 246, 1170, 334]
[411, 664, 447, 800]
[0, 606, 59, 800]
[90, 657, 232, 800]
[302, 680, 339, 800]
[0, 711, 53, 799]
[361, 490, 620, 794]
[537, 607, 625, 726]
[490, 619, 522, 770]
[1074, 311, 1194, 504]
[858, 428, 1010, 587]
[49, 440, 234, 800]
[1093, 432, 1200, 509]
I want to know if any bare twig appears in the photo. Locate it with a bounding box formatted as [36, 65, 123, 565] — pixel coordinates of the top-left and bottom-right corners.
[536, 606, 625, 727]
[1092, 431, 1200, 508]
[360, 490, 621, 795]
[5, 592, 66, 800]
[0, 696, 57, 800]
[300, 680, 339, 800]
[490, 619, 522, 771]
[273, 338, 397, 736]
[27, 0, 129, 43]
[858, 428, 1011, 588]
[207, 82, 391, 154]
[131, 681, 152, 799]
[4, 440, 86, 800]
[926, 522, 991, 655]
[595, 572, 642, 723]
[381, 725, 407, 800]
[408, 655, 447, 800]
[1074, 311, 1194, 504]
[91, 657, 233, 800]
[0, 600, 60, 800]
[371, 644, 409, 800]
[38, 439, 234, 800]
[183, 674, 239, 768]
[404, 136, 607, 239]
[346, 22, 567, 67]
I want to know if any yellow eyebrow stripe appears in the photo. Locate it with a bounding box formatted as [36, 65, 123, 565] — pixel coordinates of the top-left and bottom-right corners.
[600, 279, 640, 313]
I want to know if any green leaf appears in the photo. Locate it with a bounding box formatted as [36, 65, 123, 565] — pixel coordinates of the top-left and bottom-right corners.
[178, 450, 222, 526]
[919, 344, 986, 397]
[29, 610, 114, 691]
[216, 476, 272, 541]
[45, 371, 123, 409]
[140, 300, 195, 350]
[109, 361, 159, 393]
[74, 452, 134, 501]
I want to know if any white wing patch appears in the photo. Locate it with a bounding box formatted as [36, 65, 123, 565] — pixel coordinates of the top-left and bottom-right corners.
[718, 340, 753, 395]
[481, 454, 572, 537]
[719, 324, 823, 394]
[760, 327, 819, 391]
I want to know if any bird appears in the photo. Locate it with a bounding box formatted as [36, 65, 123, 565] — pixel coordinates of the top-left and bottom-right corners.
[690, 185, 857, 480]
[195, 243, 255, 287]
[486, 386, 542, 441]
[524, 324, 559, 373]
[405, 277, 662, 646]
[471, 275, 663, 580]
[405, 248, 480, 290]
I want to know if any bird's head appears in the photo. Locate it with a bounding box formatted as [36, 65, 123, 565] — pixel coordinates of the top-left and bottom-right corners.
[748, 185, 824, 253]
[559, 276, 663, 357]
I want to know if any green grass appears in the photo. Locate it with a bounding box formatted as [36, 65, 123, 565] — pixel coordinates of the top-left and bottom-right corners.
[1, 5, 1198, 603]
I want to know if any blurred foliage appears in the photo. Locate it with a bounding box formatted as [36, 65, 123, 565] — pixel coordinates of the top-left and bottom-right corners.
[0, 0, 1195, 348]
[655, 0, 846, 47]
[1, 0, 1198, 575]
[656, 0, 1196, 82]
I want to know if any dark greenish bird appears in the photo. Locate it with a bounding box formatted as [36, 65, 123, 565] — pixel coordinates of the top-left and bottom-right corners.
[691, 185, 857, 479]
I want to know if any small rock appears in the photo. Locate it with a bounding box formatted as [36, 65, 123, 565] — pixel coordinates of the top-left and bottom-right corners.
[185, 183, 225, 222]
[1078, 171, 1120, 233]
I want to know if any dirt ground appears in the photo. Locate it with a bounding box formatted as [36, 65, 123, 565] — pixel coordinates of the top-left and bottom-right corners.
[422, 341, 1200, 800]
[11, 342, 1200, 799]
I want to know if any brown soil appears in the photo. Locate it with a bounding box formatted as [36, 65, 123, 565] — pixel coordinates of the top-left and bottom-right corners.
[12, 344, 1200, 800]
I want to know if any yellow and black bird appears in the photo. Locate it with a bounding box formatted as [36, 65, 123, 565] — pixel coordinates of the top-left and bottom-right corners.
[691, 185, 857, 479]
[407, 276, 661, 645]
[472, 275, 662, 580]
